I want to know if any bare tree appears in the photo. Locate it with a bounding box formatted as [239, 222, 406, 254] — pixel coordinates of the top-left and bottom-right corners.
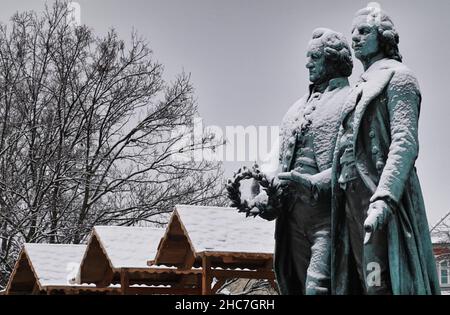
[0, 1, 226, 288]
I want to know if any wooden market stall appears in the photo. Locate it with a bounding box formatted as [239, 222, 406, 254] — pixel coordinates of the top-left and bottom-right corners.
[5, 243, 120, 295]
[150, 205, 277, 295]
[76, 226, 202, 294]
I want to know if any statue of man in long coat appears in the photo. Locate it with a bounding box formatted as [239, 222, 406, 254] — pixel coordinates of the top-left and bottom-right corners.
[330, 4, 440, 294]
[239, 28, 353, 295]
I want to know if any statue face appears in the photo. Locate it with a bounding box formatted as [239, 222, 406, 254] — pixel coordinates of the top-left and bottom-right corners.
[306, 45, 327, 84]
[351, 15, 380, 61]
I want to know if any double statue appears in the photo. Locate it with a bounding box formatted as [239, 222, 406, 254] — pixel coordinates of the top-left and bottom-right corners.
[227, 4, 440, 295]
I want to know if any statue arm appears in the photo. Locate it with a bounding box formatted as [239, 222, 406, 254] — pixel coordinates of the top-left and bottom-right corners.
[370, 69, 421, 206]
[310, 167, 332, 200]
[279, 168, 332, 201]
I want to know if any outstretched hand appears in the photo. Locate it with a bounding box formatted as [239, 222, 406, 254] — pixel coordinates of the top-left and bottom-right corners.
[364, 200, 392, 244]
[278, 170, 313, 191]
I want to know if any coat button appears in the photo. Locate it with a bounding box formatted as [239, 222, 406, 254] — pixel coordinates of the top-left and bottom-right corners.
[372, 146, 379, 155]
[369, 130, 376, 138]
[286, 150, 292, 159]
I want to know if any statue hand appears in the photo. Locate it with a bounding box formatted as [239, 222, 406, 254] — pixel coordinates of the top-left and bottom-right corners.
[363, 200, 392, 244]
[277, 171, 313, 191]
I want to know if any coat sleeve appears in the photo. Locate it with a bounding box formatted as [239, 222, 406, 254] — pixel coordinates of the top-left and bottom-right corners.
[370, 69, 421, 205]
[311, 168, 332, 200]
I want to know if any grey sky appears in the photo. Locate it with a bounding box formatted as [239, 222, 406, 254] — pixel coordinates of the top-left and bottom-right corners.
[0, 0, 449, 226]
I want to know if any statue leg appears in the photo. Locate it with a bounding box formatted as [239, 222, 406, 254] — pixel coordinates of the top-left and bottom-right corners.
[305, 228, 331, 295]
[363, 227, 391, 295]
[287, 202, 312, 294]
[343, 178, 391, 294]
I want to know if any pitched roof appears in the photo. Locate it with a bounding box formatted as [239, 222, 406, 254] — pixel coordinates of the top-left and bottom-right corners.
[430, 213, 450, 244]
[175, 205, 275, 254]
[23, 243, 86, 287]
[77, 225, 202, 288]
[89, 226, 166, 269]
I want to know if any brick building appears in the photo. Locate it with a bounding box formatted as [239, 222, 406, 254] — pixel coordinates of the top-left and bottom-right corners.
[431, 218, 450, 295]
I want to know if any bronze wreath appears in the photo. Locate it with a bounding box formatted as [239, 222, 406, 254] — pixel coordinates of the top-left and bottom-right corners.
[226, 164, 284, 218]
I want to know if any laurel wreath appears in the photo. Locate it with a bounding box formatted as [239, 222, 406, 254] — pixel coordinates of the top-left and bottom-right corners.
[225, 164, 284, 218]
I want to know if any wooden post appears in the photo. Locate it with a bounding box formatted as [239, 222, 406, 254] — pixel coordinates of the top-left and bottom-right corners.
[120, 269, 130, 295]
[201, 255, 212, 295]
[174, 252, 197, 289]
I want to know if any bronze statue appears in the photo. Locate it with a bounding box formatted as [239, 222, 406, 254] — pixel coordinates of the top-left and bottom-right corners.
[228, 28, 352, 294]
[330, 4, 440, 294]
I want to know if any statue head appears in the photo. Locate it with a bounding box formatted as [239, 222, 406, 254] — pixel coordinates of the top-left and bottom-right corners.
[351, 3, 402, 65]
[306, 28, 353, 85]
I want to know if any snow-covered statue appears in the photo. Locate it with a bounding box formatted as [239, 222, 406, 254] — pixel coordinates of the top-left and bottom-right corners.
[330, 3, 440, 294]
[227, 28, 352, 294]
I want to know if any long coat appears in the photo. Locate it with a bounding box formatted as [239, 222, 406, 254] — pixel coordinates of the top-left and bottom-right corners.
[274, 77, 350, 294]
[330, 58, 440, 295]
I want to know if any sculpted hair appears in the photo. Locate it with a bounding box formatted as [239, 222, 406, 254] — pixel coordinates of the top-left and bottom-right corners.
[310, 28, 353, 78]
[354, 7, 403, 62]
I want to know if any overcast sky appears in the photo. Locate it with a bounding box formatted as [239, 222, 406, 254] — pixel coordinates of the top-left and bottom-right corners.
[1, 0, 449, 226]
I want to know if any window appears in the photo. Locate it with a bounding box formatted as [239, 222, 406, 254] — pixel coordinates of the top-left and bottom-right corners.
[440, 260, 450, 286]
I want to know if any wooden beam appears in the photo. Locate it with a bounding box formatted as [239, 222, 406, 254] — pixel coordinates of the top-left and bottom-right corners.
[211, 269, 275, 280]
[222, 256, 236, 263]
[122, 268, 201, 275]
[201, 255, 212, 295]
[45, 285, 121, 294]
[125, 287, 202, 295]
[202, 251, 273, 260]
[265, 258, 274, 269]
[120, 269, 130, 295]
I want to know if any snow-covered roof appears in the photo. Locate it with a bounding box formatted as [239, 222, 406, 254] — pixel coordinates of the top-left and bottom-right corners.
[431, 232, 450, 244]
[91, 226, 166, 269]
[430, 214, 450, 244]
[23, 243, 86, 287]
[175, 205, 275, 254]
